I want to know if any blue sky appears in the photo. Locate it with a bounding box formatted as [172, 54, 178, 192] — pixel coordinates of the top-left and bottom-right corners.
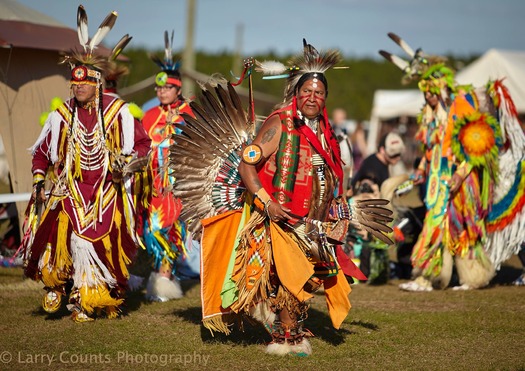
[15, 0, 525, 59]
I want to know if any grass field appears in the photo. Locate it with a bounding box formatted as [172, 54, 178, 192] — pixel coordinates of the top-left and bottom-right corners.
[1, 262, 524, 371]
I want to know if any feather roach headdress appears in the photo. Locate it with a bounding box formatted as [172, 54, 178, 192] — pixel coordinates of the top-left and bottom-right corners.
[58, 5, 127, 144]
[151, 30, 182, 87]
[379, 32, 456, 94]
[61, 5, 120, 86]
[255, 38, 346, 106]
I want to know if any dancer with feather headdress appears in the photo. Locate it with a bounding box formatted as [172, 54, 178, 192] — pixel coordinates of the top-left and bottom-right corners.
[20, 5, 151, 322]
[380, 33, 525, 291]
[169, 40, 394, 356]
[140, 31, 195, 302]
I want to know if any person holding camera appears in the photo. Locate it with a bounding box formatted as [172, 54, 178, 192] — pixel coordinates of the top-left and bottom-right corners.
[350, 132, 405, 193]
[347, 132, 405, 283]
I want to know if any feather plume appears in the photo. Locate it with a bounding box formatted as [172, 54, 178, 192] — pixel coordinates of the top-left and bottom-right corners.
[77, 5, 89, 52]
[255, 60, 288, 76]
[164, 30, 174, 65]
[150, 30, 181, 72]
[380, 32, 449, 84]
[387, 32, 415, 58]
[302, 38, 320, 63]
[379, 50, 409, 72]
[281, 39, 343, 104]
[122, 156, 149, 175]
[110, 34, 132, 61]
[88, 10, 118, 53]
[291, 48, 341, 76]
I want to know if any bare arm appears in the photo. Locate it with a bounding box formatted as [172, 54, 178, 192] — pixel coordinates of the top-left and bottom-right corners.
[238, 115, 292, 221]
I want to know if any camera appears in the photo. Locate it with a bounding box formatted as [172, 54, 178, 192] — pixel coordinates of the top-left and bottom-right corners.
[357, 182, 374, 194]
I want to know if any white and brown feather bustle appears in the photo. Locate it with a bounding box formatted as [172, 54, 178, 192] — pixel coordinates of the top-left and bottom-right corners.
[168, 82, 255, 237]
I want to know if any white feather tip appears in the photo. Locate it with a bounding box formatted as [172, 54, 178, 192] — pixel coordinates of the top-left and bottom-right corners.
[255, 60, 288, 75]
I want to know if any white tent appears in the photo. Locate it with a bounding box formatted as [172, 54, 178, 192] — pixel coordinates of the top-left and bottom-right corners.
[368, 49, 525, 153]
[368, 90, 423, 153]
[455, 49, 525, 111]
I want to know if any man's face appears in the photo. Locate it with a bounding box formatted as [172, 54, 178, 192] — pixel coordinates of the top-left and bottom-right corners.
[296, 78, 326, 119]
[156, 84, 180, 105]
[72, 83, 96, 104]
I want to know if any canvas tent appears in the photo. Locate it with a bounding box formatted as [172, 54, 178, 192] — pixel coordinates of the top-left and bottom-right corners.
[368, 49, 525, 153]
[0, 0, 115, 231]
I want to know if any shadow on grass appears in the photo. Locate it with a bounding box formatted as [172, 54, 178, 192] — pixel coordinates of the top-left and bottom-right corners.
[171, 305, 363, 346]
[491, 265, 523, 286]
[349, 319, 379, 331]
[200, 317, 272, 346]
[180, 278, 200, 293]
[29, 285, 150, 321]
[30, 305, 70, 321]
[305, 307, 357, 345]
[121, 288, 146, 315]
[170, 306, 271, 345]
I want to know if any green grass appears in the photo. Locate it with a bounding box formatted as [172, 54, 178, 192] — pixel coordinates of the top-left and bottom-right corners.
[1, 265, 524, 371]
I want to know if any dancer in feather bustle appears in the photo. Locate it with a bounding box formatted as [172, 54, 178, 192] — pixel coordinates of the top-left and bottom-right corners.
[380, 33, 525, 291]
[20, 5, 152, 321]
[170, 40, 394, 356]
[140, 31, 194, 302]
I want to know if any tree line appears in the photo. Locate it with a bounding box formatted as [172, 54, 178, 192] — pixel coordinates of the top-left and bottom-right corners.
[120, 48, 475, 121]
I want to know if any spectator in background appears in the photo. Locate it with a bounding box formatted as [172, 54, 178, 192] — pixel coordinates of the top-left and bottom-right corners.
[331, 107, 350, 136]
[331, 108, 354, 192]
[348, 174, 385, 283]
[350, 121, 368, 172]
[351, 132, 405, 192]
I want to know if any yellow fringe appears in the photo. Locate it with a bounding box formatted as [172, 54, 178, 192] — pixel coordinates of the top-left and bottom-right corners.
[202, 315, 232, 336]
[58, 126, 67, 160]
[40, 212, 72, 288]
[79, 281, 123, 315]
[40, 246, 67, 288]
[115, 209, 131, 279]
[103, 235, 114, 270]
[73, 141, 82, 180]
[102, 211, 131, 280]
[55, 211, 72, 270]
